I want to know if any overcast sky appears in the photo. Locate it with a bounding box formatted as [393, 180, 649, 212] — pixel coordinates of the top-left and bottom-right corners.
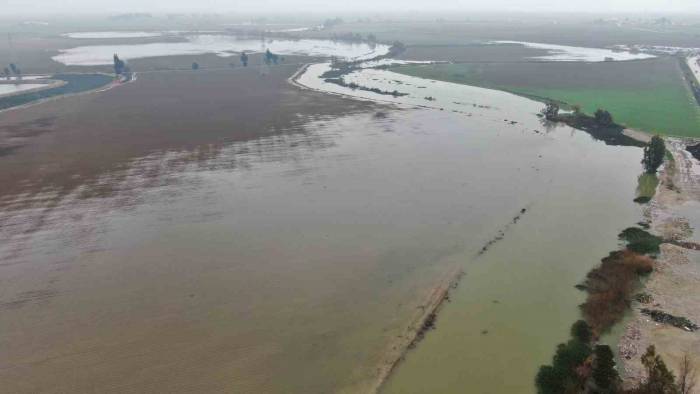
[3, 0, 700, 15]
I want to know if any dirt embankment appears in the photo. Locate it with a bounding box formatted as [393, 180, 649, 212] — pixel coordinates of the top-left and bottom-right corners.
[619, 138, 700, 389]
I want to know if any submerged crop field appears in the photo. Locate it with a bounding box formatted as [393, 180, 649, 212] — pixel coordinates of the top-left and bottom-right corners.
[393, 56, 700, 137]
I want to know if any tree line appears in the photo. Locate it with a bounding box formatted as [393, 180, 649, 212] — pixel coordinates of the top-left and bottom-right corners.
[536, 320, 696, 393]
[2, 63, 22, 80]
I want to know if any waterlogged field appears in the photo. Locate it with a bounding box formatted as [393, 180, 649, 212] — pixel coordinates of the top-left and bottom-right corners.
[1, 18, 687, 393]
[295, 64, 644, 393]
[393, 57, 700, 137]
[0, 61, 649, 393]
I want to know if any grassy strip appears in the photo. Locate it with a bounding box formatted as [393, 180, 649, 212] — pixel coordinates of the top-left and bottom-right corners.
[634, 173, 659, 204]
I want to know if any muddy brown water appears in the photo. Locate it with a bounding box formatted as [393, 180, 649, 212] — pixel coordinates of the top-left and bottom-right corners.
[1, 62, 644, 393]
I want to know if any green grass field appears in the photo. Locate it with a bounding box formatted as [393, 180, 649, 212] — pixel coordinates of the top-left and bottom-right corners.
[393, 57, 700, 137]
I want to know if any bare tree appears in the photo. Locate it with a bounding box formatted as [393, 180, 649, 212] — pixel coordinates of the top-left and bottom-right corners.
[679, 353, 697, 394]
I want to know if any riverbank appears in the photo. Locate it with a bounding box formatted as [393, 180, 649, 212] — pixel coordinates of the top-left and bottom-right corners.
[619, 138, 700, 388]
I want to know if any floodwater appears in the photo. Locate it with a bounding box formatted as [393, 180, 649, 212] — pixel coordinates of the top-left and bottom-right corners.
[493, 41, 656, 62]
[296, 64, 644, 393]
[53, 35, 390, 65]
[299, 62, 543, 118]
[2, 59, 644, 393]
[0, 83, 46, 96]
[64, 31, 164, 39]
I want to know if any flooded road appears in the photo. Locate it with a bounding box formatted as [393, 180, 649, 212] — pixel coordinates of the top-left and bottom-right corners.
[1, 58, 645, 393]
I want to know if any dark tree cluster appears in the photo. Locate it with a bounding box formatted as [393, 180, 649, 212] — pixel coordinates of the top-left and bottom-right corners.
[264, 49, 279, 65]
[113, 54, 126, 76]
[3, 63, 21, 79]
[594, 109, 614, 127]
[541, 101, 560, 120]
[642, 135, 666, 174]
[592, 345, 619, 393]
[536, 328, 695, 394]
[322, 17, 343, 29]
[535, 320, 595, 394]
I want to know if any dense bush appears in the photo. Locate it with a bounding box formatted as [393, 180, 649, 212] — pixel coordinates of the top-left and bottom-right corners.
[592, 345, 620, 392]
[536, 322, 593, 394]
[643, 136, 666, 174]
[581, 250, 654, 333]
[571, 320, 592, 344]
[594, 109, 614, 127]
[618, 227, 663, 255]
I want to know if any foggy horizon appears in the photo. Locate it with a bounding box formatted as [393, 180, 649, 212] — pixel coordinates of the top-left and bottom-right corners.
[3, 0, 700, 17]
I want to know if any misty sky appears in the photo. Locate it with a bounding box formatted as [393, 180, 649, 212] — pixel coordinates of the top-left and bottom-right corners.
[3, 0, 700, 15]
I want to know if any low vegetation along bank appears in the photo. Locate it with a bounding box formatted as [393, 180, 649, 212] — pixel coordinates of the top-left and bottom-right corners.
[539, 102, 645, 147]
[537, 224, 698, 394]
[535, 129, 699, 394]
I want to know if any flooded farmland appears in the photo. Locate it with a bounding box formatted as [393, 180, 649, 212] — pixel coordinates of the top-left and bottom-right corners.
[0, 58, 646, 393]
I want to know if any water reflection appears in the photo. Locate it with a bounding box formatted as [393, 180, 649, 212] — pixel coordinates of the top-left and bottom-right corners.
[54, 35, 390, 65]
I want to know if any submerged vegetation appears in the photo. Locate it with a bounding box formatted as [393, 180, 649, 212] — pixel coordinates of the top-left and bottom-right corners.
[320, 41, 409, 97]
[324, 77, 408, 97]
[540, 102, 644, 147]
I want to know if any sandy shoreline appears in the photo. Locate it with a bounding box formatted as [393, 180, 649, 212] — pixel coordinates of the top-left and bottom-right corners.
[618, 137, 700, 388]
